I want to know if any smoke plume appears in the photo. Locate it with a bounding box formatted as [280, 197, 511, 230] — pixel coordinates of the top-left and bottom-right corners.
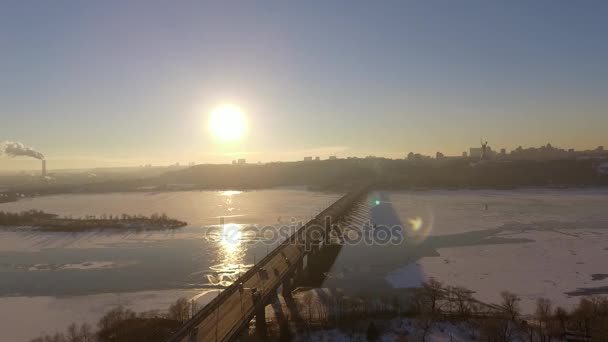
[1, 141, 45, 160]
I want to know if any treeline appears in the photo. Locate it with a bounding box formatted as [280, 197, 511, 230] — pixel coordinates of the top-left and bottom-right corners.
[27, 279, 608, 341]
[158, 158, 608, 191]
[159, 159, 376, 190]
[377, 159, 606, 189]
[267, 278, 608, 341]
[0, 209, 57, 224]
[29, 297, 196, 342]
[9, 158, 608, 196]
[0, 210, 187, 231]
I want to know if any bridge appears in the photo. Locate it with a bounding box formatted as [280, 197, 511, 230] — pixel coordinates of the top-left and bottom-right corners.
[166, 187, 369, 342]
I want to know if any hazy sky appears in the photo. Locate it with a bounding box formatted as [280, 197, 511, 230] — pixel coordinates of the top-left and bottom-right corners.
[1, 0, 607, 170]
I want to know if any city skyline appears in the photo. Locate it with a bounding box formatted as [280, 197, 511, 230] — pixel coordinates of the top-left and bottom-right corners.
[2, 1, 607, 170]
[1, 140, 605, 172]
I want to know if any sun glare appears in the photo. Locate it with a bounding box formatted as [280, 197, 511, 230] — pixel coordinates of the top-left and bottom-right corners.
[209, 104, 247, 142]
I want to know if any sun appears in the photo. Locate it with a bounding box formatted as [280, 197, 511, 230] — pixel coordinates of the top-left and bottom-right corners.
[208, 104, 247, 141]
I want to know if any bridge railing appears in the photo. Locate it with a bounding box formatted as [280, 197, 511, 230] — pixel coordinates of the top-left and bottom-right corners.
[166, 186, 368, 342]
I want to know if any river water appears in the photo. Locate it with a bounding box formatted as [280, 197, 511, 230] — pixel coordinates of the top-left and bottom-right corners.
[2, 188, 608, 340]
[0, 188, 341, 341]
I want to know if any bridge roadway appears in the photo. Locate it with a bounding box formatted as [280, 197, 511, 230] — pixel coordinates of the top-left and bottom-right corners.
[167, 187, 368, 342]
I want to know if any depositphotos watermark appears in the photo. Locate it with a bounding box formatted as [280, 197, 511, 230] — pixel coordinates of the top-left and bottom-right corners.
[205, 216, 404, 250]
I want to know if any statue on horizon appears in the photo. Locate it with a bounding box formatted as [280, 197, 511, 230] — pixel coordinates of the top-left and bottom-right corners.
[481, 139, 489, 161]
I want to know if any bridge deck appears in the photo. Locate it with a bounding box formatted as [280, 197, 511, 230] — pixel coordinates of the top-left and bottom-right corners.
[167, 188, 367, 342]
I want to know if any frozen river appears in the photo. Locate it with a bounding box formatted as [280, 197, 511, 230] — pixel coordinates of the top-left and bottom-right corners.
[0, 188, 341, 341]
[324, 188, 608, 314]
[1, 188, 608, 340]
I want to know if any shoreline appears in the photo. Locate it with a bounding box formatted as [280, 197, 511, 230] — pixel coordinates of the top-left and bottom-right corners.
[2, 184, 607, 204]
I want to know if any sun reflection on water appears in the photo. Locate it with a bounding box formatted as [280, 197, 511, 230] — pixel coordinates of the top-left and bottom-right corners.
[220, 190, 242, 197]
[206, 223, 252, 287]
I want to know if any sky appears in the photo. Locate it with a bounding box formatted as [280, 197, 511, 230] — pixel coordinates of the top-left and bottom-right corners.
[1, 0, 607, 170]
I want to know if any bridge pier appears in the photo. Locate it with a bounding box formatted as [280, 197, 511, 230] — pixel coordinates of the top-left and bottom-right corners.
[278, 317, 291, 342]
[255, 302, 267, 338]
[292, 259, 305, 288]
[282, 276, 293, 299]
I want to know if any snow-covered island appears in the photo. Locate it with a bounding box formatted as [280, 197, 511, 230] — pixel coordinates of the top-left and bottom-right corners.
[0, 209, 187, 231]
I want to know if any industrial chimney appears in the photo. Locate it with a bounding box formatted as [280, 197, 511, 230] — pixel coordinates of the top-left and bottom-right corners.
[41, 160, 46, 178]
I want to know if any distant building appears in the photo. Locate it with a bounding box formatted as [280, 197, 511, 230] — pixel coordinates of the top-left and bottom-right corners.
[328, 156, 337, 160]
[237, 159, 246, 165]
[470, 146, 493, 159]
[500, 148, 506, 156]
[436, 152, 444, 159]
[303, 156, 313, 161]
[462, 151, 468, 158]
[314, 156, 320, 161]
[469, 147, 482, 159]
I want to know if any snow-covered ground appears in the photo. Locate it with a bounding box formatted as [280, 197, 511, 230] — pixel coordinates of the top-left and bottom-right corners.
[387, 188, 608, 236]
[327, 189, 608, 313]
[413, 229, 608, 312]
[295, 319, 476, 342]
[382, 189, 608, 312]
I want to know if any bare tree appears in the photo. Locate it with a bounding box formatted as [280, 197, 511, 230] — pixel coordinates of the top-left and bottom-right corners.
[500, 291, 521, 321]
[535, 297, 552, 341]
[66, 323, 79, 342]
[451, 286, 474, 319]
[79, 323, 94, 342]
[168, 297, 191, 323]
[573, 297, 594, 337]
[421, 278, 444, 316]
[553, 306, 568, 335]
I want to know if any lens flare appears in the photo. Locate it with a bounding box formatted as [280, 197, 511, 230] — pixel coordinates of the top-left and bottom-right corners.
[402, 207, 434, 244]
[408, 217, 424, 231]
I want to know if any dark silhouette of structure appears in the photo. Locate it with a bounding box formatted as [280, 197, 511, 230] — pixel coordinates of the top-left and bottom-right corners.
[481, 139, 489, 161]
